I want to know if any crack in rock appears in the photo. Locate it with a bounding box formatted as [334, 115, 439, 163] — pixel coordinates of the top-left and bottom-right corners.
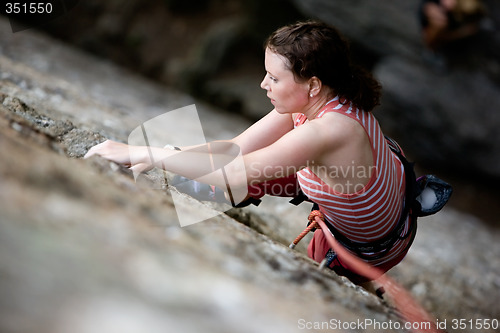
[1, 93, 106, 157]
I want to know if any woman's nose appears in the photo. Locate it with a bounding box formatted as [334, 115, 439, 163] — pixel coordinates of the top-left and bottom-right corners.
[260, 76, 269, 91]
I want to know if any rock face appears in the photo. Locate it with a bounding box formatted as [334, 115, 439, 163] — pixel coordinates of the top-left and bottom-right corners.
[1, 17, 500, 333]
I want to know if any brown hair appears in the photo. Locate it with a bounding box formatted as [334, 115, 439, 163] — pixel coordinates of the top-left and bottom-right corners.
[265, 21, 382, 112]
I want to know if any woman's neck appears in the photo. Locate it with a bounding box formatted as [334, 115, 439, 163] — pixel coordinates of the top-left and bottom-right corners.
[304, 92, 334, 120]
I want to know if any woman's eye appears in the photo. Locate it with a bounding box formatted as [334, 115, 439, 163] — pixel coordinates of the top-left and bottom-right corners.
[270, 76, 277, 83]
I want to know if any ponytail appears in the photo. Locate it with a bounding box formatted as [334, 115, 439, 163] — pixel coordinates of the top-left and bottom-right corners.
[343, 65, 382, 112]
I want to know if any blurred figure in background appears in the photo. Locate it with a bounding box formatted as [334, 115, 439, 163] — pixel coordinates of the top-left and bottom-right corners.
[419, 0, 489, 71]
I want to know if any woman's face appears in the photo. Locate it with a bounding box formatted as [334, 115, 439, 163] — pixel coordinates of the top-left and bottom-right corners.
[260, 48, 310, 114]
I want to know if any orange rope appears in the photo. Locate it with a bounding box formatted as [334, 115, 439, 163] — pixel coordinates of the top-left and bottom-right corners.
[289, 210, 323, 249]
[293, 210, 442, 333]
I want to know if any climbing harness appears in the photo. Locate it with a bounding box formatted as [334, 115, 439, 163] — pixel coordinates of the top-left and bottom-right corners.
[303, 209, 443, 333]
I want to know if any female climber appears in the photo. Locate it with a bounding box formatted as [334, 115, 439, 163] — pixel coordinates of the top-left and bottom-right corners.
[85, 21, 420, 284]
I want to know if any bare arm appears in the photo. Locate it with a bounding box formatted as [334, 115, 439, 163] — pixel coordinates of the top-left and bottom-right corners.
[239, 119, 334, 185]
[84, 114, 325, 190]
[167, 108, 293, 154]
[84, 140, 241, 185]
[229, 109, 294, 154]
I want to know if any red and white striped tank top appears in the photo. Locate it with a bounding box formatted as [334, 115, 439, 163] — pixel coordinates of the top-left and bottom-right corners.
[295, 96, 412, 265]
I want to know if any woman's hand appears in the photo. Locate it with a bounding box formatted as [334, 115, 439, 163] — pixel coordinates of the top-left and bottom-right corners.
[84, 140, 132, 164]
[84, 140, 154, 172]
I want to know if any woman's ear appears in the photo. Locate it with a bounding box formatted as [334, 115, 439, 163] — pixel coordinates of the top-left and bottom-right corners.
[308, 76, 322, 97]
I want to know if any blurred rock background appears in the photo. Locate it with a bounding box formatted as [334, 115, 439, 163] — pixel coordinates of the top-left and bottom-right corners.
[1, 1, 500, 332]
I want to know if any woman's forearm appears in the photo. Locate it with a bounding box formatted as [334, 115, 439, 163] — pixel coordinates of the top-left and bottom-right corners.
[144, 142, 249, 190]
[85, 139, 248, 191]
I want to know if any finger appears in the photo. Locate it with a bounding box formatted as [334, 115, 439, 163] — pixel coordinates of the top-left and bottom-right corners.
[83, 140, 111, 159]
[84, 144, 104, 159]
[84, 146, 96, 159]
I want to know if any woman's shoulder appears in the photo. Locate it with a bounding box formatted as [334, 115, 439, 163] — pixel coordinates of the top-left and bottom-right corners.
[307, 111, 366, 149]
[317, 109, 366, 132]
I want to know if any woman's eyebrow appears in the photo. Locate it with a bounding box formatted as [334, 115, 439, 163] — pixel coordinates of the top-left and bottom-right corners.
[267, 70, 278, 78]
